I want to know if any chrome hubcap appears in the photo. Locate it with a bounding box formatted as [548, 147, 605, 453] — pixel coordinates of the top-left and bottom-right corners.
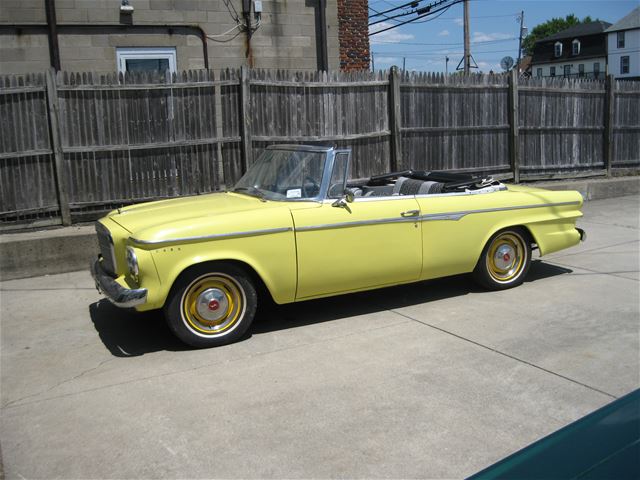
[196, 288, 229, 322]
[494, 244, 516, 270]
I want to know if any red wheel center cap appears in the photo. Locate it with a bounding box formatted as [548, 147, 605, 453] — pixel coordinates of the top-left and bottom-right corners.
[208, 299, 220, 311]
[503, 253, 511, 262]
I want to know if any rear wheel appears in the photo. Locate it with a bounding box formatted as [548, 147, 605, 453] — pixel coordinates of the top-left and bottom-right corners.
[164, 263, 257, 348]
[473, 228, 531, 290]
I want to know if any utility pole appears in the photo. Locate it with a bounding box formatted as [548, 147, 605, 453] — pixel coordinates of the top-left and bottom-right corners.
[516, 10, 525, 73]
[445, 56, 449, 75]
[371, 52, 375, 72]
[463, 0, 470, 73]
[402, 57, 406, 73]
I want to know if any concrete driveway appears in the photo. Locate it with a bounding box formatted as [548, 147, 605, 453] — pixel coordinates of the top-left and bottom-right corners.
[1, 195, 638, 479]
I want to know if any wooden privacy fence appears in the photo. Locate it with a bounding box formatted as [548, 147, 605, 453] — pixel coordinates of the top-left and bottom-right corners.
[1, 67, 638, 230]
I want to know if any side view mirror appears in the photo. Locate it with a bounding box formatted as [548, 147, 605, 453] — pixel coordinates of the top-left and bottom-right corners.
[331, 189, 354, 211]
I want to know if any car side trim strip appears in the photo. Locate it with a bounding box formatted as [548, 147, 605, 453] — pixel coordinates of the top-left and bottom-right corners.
[297, 201, 581, 232]
[130, 227, 293, 246]
[420, 201, 581, 222]
[296, 216, 418, 232]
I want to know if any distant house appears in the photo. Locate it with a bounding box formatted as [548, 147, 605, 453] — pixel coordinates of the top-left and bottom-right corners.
[531, 21, 611, 79]
[0, 0, 370, 75]
[605, 7, 640, 80]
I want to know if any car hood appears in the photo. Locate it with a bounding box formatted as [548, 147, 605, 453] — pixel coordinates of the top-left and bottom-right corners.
[107, 192, 298, 244]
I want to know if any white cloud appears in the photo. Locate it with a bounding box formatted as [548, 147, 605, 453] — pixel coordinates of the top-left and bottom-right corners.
[438, 29, 450, 37]
[369, 22, 415, 44]
[374, 56, 399, 66]
[453, 18, 464, 27]
[472, 32, 513, 43]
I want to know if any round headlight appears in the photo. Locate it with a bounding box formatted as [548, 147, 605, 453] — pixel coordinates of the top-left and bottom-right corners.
[126, 246, 139, 279]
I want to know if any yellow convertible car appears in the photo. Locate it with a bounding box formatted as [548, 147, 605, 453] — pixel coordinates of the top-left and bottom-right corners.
[91, 145, 586, 347]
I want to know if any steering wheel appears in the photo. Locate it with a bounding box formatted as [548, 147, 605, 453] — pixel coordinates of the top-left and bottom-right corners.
[302, 176, 320, 198]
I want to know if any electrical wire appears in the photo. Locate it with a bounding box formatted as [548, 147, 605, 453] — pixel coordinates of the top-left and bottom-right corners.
[373, 37, 518, 45]
[370, 0, 464, 35]
[206, 30, 242, 43]
[369, 0, 452, 27]
[373, 48, 519, 56]
[222, 0, 240, 23]
[206, 23, 242, 38]
[369, 0, 431, 20]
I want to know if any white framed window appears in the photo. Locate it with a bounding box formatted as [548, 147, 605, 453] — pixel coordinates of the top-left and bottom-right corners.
[554, 41, 563, 57]
[563, 65, 571, 77]
[617, 31, 625, 49]
[116, 47, 177, 74]
[550, 66, 556, 77]
[536, 68, 542, 77]
[594, 62, 600, 77]
[572, 39, 580, 55]
[578, 64, 584, 77]
[621, 56, 630, 74]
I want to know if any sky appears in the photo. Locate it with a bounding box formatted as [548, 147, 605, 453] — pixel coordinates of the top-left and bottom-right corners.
[369, 0, 638, 73]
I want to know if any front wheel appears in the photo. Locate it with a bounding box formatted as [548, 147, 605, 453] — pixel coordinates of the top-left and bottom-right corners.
[164, 263, 257, 348]
[473, 228, 531, 290]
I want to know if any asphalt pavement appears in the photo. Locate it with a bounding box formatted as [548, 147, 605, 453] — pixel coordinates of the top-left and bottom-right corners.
[1, 195, 638, 479]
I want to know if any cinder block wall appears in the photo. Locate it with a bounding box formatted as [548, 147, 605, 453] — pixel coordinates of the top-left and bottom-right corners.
[0, 0, 343, 74]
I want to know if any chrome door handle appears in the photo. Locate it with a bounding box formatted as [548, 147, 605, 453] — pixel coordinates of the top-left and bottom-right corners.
[400, 210, 420, 217]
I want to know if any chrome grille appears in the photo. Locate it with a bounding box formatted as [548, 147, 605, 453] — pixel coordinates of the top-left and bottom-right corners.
[95, 222, 117, 276]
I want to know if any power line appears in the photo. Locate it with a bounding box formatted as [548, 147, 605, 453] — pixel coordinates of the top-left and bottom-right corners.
[369, 0, 430, 19]
[372, 48, 518, 56]
[369, 0, 452, 27]
[371, 37, 518, 46]
[370, 0, 464, 36]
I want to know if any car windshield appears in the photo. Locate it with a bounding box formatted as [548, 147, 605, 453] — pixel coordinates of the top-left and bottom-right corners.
[233, 149, 326, 201]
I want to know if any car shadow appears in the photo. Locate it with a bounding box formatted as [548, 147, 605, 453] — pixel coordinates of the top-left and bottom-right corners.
[89, 301, 189, 357]
[89, 260, 572, 356]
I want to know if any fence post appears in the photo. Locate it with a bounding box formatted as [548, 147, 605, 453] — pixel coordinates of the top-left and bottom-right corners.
[604, 74, 614, 177]
[388, 66, 402, 172]
[45, 68, 71, 226]
[239, 66, 252, 173]
[508, 69, 520, 183]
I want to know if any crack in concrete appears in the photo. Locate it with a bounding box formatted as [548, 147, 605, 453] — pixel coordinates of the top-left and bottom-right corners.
[545, 259, 640, 283]
[390, 309, 618, 400]
[580, 219, 639, 231]
[545, 239, 639, 260]
[1, 319, 411, 410]
[1, 358, 116, 409]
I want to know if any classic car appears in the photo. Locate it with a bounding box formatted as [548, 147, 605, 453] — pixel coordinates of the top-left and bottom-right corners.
[91, 145, 586, 348]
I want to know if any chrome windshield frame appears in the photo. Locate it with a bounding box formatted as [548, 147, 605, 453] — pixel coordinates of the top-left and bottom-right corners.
[233, 145, 351, 203]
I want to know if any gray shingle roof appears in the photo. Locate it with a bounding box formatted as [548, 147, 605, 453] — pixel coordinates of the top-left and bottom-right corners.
[604, 7, 640, 33]
[536, 21, 612, 43]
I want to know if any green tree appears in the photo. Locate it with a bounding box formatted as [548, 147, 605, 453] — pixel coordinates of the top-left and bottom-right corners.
[522, 14, 596, 56]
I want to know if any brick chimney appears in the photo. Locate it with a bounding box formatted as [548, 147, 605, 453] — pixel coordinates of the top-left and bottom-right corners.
[337, 0, 370, 71]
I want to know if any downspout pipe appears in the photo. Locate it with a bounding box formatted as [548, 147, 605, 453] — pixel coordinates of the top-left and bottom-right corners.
[314, 0, 329, 72]
[44, 0, 61, 71]
[0, 23, 209, 70]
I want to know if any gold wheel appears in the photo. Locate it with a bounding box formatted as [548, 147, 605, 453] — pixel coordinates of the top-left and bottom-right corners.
[485, 231, 527, 283]
[180, 273, 246, 337]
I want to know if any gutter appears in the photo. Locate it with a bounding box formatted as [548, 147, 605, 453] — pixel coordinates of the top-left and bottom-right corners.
[0, 23, 209, 70]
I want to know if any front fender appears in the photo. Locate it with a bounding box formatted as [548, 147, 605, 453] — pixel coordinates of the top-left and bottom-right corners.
[137, 229, 297, 311]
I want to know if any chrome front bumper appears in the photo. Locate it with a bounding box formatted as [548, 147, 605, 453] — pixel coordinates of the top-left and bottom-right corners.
[90, 258, 148, 308]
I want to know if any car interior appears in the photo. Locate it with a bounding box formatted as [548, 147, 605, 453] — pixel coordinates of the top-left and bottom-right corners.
[345, 170, 505, 197]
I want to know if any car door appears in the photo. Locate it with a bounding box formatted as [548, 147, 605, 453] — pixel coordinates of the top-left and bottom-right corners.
[291, 196, 422, 300]
[415, 191, 500, 281]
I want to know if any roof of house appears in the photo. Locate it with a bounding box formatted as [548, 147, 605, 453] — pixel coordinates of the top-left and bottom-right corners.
[536, 21, 612, 43]
[604, 6, 640, 33]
